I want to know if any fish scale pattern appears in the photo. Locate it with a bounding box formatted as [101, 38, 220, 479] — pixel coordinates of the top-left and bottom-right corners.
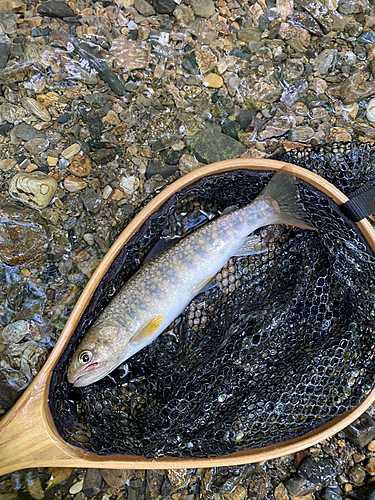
[49, 142, 375, 458]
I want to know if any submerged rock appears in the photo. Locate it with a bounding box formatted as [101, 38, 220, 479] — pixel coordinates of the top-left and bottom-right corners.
[340, 72, 375, 104]
[298, 457, 336, 487]
[9, 172, 57, 209]
[0, 202, 50, 266]
[189, 125, 246, 163]
[344, 413, 375, 447]
[37, 1, 75, 18]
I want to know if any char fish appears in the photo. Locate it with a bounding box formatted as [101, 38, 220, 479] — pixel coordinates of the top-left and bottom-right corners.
[67, 168, 316, 387]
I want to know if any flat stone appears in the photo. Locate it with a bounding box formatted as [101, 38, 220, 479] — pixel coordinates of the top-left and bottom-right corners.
[0, 0, 26, 12]
[9, 172, 57, 209]
[195, 50, 217, 74]
[0, 43, 8, 69]
[100, 469, 128, 488]
[190, 0, 215, 18]
[325, 127, 351, 143]
[189, 125, 246, 164]
[82, 469, 102, 497]
[37, 1, 75, 18]
[0, 103, 26, 124]
[285, 477, 316, 497]
[2, 320, 29, 343]
[120, 175, 140, 196]
[64, 176, 87, 193]
[146, 161, 178, 179]
[298, 458, 336, 487]
[173, 4, 194, 25]
[62, 143, 81, 160]
[134, 0, 155, 16]
[202, 73, 223, 88]
[340, 72, 375, 104]
[154, 0, 175, 14]
[288, 125, 315, 143]
[314, 49, 337, 75]
[21, 97, 51, 122]
[344, 413, 375, 447]
[24, 138, 49, 155]
[81, 188, 102, 213]
[296, 0, 333, 33]
[13, 123, 45, 141]
[0, 202, 50, 266]
[0, 11, 17, 35]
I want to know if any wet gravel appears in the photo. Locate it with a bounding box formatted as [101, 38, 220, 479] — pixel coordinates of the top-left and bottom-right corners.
[2, 0, 375, 497]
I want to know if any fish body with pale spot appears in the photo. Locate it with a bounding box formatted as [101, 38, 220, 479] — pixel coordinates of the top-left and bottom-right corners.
[67, 168, 316, 387]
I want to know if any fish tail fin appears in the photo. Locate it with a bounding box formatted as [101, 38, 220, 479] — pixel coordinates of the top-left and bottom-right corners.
[261, 168, 317, 230]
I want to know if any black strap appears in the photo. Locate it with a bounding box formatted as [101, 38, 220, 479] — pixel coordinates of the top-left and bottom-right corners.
[340, 182, 375, 222]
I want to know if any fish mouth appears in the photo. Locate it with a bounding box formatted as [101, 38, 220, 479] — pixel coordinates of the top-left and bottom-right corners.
[69, 361, 101, 387]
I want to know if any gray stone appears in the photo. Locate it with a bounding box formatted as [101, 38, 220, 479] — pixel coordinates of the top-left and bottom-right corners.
[189, 125, 246, 164]
[0, 103, 26, 124]
[285, 477, 316, 497]
[0, 43, 8, 70]
[13, 122, 45, 141]
[81, 188, 103, 213]
[280, 78, 308, 107]
[2, 320, 29, 343]
[0, 11, 17, 35]
[37, 1, 75, 18]
[238, 27, 261, 43]
[338, 0, 368, 14]
[82, 469, 102, 497]
[344, 413, 375, 447]
[321, 486, 342, 500]
[295, 0, 333, 33]
[314, 49, 337, 75]
[154, 0, 175, 14]
[100, 469, 128, 488]
[298, 457, 336, 487]
[190, 0, 215, 18]
[24, 137, 49, 155]
[146, 161, 178, 179]
[134, 0, 155, 16]
[288, 125, 316, 143]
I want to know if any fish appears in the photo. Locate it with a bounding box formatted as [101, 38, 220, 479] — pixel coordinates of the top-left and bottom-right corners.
[67, 168, 316, 387]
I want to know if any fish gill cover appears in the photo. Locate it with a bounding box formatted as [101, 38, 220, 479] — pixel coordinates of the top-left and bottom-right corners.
[49, 142, 375, 458]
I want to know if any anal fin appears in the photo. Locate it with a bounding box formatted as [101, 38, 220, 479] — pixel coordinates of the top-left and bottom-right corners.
[192, 275, 218, 296]
[231, 234, 266, 257]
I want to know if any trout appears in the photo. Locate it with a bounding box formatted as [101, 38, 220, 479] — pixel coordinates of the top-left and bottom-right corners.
[67, 168, 316, 387]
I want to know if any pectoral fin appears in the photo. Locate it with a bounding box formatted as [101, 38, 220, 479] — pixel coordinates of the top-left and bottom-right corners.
[192, 275, 218, 296]
[128, 314, 164, 349]
[231, 235, 266, 257]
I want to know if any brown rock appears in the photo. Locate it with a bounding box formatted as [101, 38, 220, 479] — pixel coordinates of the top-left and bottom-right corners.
[64, 176, 87, 193]
[0, 203, 50, 266]
[202, 73, 223, 88]
[195, 49, 217, 74]
[9, 172, 57, 209]
[368, 440, 375, 451]
[325, 126, 351, 143]
[68, 154, 92, 178]
[100, 469, 128, 488]
[111, 188, 124, 200]
[112, 122, 128, 135]
[340, 72, 375, 104]
[367, 457, 375, 475]
[278, 23, 310, 46]
[224, 485, 247, 500]
[0, 0, 26, 12]
[274, 483, 289, 500]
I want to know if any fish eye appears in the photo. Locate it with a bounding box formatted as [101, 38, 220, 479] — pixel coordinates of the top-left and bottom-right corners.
[78, 350, 92, 365]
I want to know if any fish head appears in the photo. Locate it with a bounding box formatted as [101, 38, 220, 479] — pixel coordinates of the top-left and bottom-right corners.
[67, 324, 126, 387]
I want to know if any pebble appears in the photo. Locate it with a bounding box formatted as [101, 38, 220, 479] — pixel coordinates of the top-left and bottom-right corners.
[344, 413, 375, 447]
[120, 175, 140, 196]
[285, 477, 316, 496]
[21, 97, 51, 122]
[37, 1, 75, 18]
[69, 479, 84, 494]
[366, 98, 375, 123]
[0, 103, 26, 124]
[103, 110, 121, 127]
[2, 320, 29, 343]
[68, 154, 92, 178]
[62, 143, 81, 160]
[64, 176, 87, 193]
[9, 172, 57, 209]
[298, 457, 336, 487]
[368, 440, 375, 451]
[24, 137, 49, 155]
[326, 127, 351, 143]
[367, 457, 375, 475]
[274, 482, 289, 500]
[340, 72, 375, 104]
[348, 464, 366, 486]
[0, 203, 49, 266]
[134, 0, 155, 16]
[154, 0, 176, 14]
[13, 122, 44, 141]
[189, 125, 246, 163]
[314, 49, 337, 75]
[100, 469, 128, 488]
[195, 50, 217, 74]
[202, 73, 223, 88]
[190, 0, 215, 18]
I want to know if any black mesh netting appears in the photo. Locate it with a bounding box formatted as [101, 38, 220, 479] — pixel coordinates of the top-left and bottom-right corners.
[49, 141, 375, 458]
